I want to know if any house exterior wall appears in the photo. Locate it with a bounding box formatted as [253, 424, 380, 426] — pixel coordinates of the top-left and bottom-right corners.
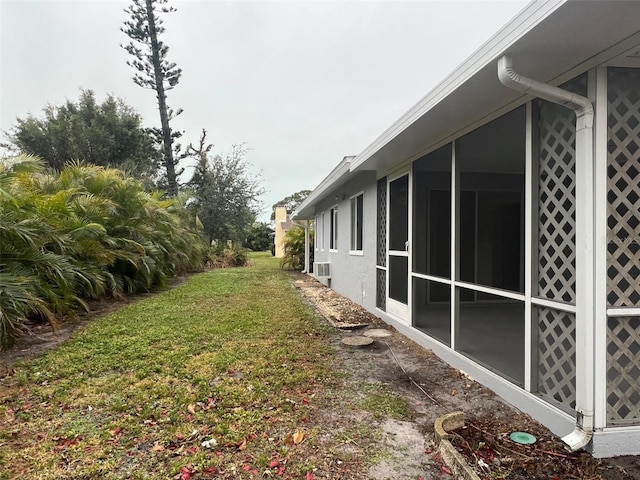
[306, 67, 640, 456]
[312, 172, 378, 313]
[274, 206, 288, 258]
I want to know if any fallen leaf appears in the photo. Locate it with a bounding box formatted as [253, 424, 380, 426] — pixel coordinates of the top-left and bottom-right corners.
[238, 438, 247, 451]
[292, 431, 305, 444]
[179, 466, 192, 480]
[306, 472, 313, 480]
[187, 404, 196, 415]
[451, 389, 457, 396]
[269, 460, 279, 468]
[440, 465, 452, 475]
[151, 442, 165, 452]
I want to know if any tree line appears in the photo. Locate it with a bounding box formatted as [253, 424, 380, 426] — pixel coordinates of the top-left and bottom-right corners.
[2, 0, 265, 248]
[0, 0, 274, 349]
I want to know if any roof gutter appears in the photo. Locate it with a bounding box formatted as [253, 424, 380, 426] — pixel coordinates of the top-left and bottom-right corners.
[498, 55, 595, 452]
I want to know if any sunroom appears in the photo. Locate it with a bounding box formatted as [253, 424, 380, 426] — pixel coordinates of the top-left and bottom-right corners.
[293, 0, 640, 457]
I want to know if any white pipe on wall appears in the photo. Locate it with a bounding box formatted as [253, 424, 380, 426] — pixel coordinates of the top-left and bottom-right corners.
[498, 55, 595, 452]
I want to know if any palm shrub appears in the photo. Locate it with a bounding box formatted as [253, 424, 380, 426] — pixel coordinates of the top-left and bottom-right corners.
[0, 156, 70, 349]
[206, 243, 249, 268]
[280, 226, 314, 271]
[0, 156, 207, 350]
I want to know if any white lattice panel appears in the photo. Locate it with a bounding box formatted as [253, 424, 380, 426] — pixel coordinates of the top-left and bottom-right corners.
[537, 307, 576, 410]
[607, 68, 640, 307]
[535, 74, 585, 304]
[607, 317, 640, 425]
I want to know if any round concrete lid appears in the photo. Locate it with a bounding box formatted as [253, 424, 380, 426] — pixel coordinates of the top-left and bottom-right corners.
[363, 329, 392, 338]
[341, 336, 374, 347]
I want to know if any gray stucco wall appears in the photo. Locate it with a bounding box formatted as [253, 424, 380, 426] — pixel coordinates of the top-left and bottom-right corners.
[312, 171, 378, 313]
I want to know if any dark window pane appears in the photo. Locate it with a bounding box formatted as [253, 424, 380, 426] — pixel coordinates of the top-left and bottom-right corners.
[413, 277, 450, 345]
[389, 255, 408, 303]
[356, 194, 363, 250]
[389, 175, 409, 251]
[457, 107, 525, 293]
[457, 288, 524, 385]
[413, 144, 451, 277]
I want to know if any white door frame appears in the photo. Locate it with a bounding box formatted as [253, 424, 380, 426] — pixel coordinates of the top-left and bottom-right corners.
[386, 171, 412, 323]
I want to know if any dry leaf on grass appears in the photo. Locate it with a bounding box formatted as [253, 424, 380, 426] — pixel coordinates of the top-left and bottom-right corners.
[292, 430, 305, 444]
[151, 442, 165, 452]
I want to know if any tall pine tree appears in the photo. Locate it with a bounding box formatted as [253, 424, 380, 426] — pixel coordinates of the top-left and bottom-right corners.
[122, 0, 182, 196]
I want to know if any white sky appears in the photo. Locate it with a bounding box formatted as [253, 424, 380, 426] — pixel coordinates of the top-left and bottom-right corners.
[0, 0, 528, 222]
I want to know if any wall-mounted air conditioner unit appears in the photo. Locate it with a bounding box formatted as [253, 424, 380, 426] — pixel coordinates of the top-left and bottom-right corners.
[314, 262, 331, 279]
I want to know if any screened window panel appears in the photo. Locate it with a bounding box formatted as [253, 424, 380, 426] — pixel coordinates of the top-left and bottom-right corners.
[413, 144, 451, 278]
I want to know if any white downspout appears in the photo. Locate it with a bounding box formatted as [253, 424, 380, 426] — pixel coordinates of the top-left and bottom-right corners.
[292, 220, 310, 274]
[498, 56, 595, 452]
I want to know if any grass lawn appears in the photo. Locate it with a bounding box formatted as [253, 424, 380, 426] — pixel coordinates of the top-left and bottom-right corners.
[0, 253, 389, 479]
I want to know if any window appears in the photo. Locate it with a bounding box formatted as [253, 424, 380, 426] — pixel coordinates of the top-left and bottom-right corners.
[314, 215, 319, 250]
[350, 193, 364, 254]
[329, 206, 338, 251]
[458, 106, 525, 294]
[413, 144, 451, 277]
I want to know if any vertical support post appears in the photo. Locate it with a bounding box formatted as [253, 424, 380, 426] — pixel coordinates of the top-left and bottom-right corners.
[451, 141, 459, 350]
[530, 99, 542, 394]
[574, 101, 596, 437]
[593, 67, 609, 430]
[524, 101, 534, 392]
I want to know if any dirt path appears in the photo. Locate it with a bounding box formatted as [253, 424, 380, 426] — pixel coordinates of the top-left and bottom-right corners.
[292, 273, 640, 480]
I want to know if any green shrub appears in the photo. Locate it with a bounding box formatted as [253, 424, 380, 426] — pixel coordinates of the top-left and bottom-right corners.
[0, 156, 208, 350]
[206, 243, 249, 268]
[280, 226, 313, 271]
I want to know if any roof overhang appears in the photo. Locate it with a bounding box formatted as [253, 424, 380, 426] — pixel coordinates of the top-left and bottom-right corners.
[350, 0, 640, 174]
[294, 0, 640, 218]
[292, 156, 356, 220]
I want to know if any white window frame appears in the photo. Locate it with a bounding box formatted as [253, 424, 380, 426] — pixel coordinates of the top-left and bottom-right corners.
[349, 192, 364, 255]
[329, 206, 338, 252]
[319, 211, 325, 251]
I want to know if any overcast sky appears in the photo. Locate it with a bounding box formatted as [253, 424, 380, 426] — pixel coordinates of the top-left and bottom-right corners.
[0, 0, 527, 222]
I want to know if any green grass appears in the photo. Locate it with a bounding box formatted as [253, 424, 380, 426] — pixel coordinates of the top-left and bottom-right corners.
[359, 383, 414, 421]
[0, 253, 408, 479]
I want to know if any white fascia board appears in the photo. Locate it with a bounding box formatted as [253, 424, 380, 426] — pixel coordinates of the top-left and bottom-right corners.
[349, 0, 565, 172]
[291, 156, 354, 220]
